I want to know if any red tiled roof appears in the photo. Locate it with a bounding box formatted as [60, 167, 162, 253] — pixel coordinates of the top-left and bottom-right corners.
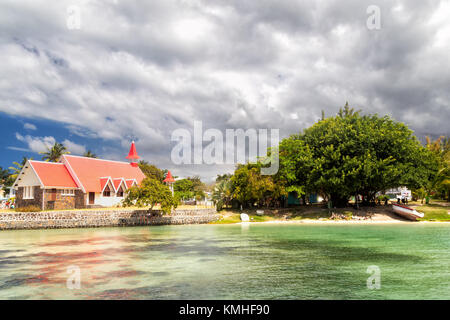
[113, 178, 126, 190]
[62, 155, 146, 192]
[100, 178, 111, 192]
[29, 161, 78, 188]
[125, 179, 137, 189]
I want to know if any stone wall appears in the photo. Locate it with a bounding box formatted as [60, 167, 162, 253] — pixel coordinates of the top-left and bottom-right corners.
[75, 190, 86, 209]
[0, 208, 219, 230]
[15, 186, 43, 209]
[43, 189, 76, 210]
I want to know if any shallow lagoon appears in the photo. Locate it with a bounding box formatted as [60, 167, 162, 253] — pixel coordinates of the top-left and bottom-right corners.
[0, 223, 449, 299]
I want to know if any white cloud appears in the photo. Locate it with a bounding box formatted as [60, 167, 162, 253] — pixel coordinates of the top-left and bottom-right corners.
[0, 0, 449, 178]
[15, 133, 55, 153]
[14, 133, 85, 156]
[62, 139, 86, 155]
[23, 123, 37, 130]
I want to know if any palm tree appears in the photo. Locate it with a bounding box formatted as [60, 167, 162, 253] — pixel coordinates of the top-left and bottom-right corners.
[83, 150, 97, 158]
[0, 166, 10, 185]
[212, 178, 233, 210]
[40, 142, 69, 162]
[426, 136, 450, 201]
[9, 157, 33, 180]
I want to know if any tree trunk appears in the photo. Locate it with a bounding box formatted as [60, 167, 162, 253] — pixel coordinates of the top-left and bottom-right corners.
[330, 194, 348, 207]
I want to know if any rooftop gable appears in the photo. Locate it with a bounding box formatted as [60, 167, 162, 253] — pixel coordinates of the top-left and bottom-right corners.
[28, 161, 78, 188]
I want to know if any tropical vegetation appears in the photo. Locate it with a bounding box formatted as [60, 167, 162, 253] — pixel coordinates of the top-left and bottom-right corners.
[212, 105, 444, 210]
[123, 177, 178, 214]
[40, 142, 70, 162]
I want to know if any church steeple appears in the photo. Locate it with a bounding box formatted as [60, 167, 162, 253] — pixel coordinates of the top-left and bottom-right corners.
[126, 141, 140, 167]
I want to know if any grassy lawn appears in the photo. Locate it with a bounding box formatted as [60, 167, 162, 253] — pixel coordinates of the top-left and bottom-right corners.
[415, 205, 450, 221]
[408, 200, 450, 221]
[211, 212, 277, 224]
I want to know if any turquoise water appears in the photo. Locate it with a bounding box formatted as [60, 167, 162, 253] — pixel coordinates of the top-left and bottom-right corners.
[0, 223, 449, 299]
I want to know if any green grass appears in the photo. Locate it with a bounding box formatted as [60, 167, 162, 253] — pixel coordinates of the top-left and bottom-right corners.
[210, 213, 277, 224]
[416, 205, 450, 221]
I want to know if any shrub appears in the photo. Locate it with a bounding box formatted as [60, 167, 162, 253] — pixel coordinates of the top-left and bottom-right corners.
[15, 205, 41, 212]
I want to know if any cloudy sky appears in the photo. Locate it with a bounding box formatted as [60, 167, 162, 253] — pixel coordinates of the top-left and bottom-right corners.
[0, 0, 449, 181]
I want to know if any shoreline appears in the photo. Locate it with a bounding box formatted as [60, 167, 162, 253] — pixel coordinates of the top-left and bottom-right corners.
[233, 219, 449, 225]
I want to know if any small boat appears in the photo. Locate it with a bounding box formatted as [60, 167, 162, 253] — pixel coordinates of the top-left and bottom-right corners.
[240, 213, 250, 222]
[391, 203, 424, 221]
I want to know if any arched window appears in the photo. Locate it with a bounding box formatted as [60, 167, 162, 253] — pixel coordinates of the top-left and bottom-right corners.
[117, 186, 124, 197]
[103, 185, 111, 197]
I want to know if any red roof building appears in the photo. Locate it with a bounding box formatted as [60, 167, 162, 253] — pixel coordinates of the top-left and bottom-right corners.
[14, 143, 146, 210]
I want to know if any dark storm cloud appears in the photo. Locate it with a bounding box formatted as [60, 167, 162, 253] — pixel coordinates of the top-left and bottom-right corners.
[0, 0, 449, 180]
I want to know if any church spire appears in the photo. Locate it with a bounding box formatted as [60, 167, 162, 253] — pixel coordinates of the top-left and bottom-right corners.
[126, 141, 140, 166]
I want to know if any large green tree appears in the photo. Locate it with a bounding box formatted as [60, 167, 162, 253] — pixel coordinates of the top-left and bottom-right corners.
[231, 163, 286, 208]
[174, 176, 206, 201]
[138, 160, 166, 182]
[174, 179, 194, 200]
[279, 105, 438, 207]
[123, 177, 177, 214]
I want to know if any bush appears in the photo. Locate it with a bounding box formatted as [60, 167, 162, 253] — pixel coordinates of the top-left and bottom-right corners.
[15, 205, 41, 212]
[344, 211, 353, 220]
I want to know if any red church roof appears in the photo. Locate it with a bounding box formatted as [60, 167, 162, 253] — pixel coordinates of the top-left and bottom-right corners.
[29, 161, 78, 188]
[125, 179, 137, 189]
[15, 142, 147, 194]
[62, 155, 146, 192]
[113, 178, 126, 190]
[163, 170, 175, 183]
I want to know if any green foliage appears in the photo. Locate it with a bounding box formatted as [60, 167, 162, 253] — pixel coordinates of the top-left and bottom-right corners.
[138, 161, 166, 182]
[15, 205, 41, 212]
[231, 163, 287, 208]
[174, 179, 194, 200]
[83, 150, 97, 158]
[377, 195, 390, 201]
[212, 176, 233, 211]
[412, 187, 427, 203]
[278, 104, 438, 206]
[8, 157, 33, 181]
[174, 176, 206, 201]
[216, 174, 232, 182]
[40, 142, 69, 162]
[123, 178, 177, 214]
[276, 138, 314, 197]
[0, 166, 12, 187]
[425, 136, 450, 201]
[187, 176, 206, 200]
